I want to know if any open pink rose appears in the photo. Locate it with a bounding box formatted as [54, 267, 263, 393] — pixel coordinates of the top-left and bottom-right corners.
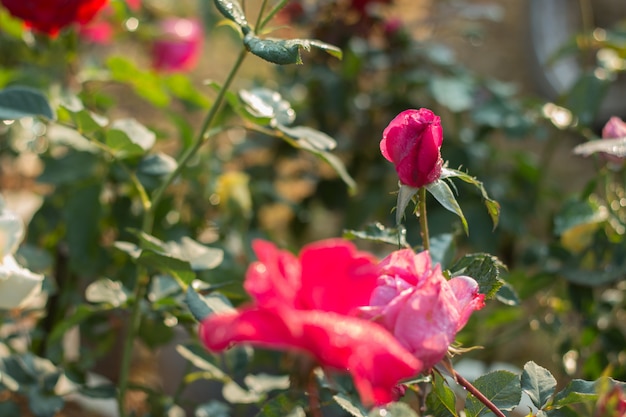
[380, 108, 443, 188]
[1, 0, 108, 36]
[199, 239, 421, 405]
[361, 250, 484, 369]
[152, 18, 203, 72]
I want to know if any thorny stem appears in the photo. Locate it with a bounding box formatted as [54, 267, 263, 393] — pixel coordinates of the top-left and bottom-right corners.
[116, 48, 248, 417]
[418, 187, 430, 251]
[454, 370, 507, 417]
[307, 371, 323, 417]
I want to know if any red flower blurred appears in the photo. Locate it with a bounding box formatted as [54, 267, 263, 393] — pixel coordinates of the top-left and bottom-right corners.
[152, 18, 203, 73]
[380, 108, 444, 188]
[361, 250, 484, 369]
[1, 0, 108, 36]
[199, 239, 421, 405]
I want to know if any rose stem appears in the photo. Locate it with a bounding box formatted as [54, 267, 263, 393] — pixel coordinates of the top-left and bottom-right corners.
[418, 187, 430, 251]
[454, 370, 507, 417]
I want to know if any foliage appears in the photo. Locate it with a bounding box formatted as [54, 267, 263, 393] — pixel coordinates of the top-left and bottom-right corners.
[0, 0, 625, 416]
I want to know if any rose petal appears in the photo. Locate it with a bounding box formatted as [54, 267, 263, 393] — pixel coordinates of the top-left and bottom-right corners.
[200, 306, 421, 405]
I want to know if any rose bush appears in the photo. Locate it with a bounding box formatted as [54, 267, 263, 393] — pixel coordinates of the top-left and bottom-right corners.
[199, 239, 422, 405]
[380, 108, 443, 188]
[0, 0, 108, 35]
[361, 249, 484, 369]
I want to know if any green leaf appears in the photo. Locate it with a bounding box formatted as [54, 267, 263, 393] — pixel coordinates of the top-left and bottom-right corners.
[343, 222, 407, 247]
[137, 250, 195, 285]
[255, 392, 307, 417]
[238, 88, 296, 126]
[107, 56, 170, 107]
[0, 400, 20, 417]
[165, 74, 211, 108]
[214, 0, 250, 32]
[185, 287, 234, 322]
[0, 86, 54, 120]
[85, 278, 129, 307]
[195, 401, 231, 417]
[573, 137, 626, 158]
[176, 344, 226, 380]
[0, 370, 20, 391]
[368, 402, 419, 417]
[164, 237, 224, 271]
[563, 72, 610, 127]
[138, 153, 178, 177]
[521, 361, 557, 409]
[27, 389, 64, 417]
[48, 305, 103, 345]
[223, 380, 263, 403]
[78, 384, 117, 398]
[554, 198, 605, 235]
[333, 393, 368, 417]
[439, 168, 500, 229]
[149, 275, 181, 302]
[244, 374, 290, 394]
[426, 375, 458, 417]
[552, 379, 598, 408]
[59, 96, 108, 134]
[450, 253, 507, 299]
[426, 180, 468, 234]
[396, 184, 418, 225]
[316, 150, 357, 194]
[106, 118, 156, 158]
[308, 39, 343, 60]
[464, 370, 521, 417]
[64, 182, 103, 275]
[277, 124, 337, 151]
[429, 234, 456, 269]
[429, 76, 475, 113]
[38, 151, 100, 185]
[244, 35, 341, 65]
[494, 282, 520, 306]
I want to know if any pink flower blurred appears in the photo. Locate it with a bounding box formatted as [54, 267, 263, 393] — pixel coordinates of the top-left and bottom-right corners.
[1, 0, 108, 36]
[199, 239, 421, 405]
[361, 250, 484, 369]
[152, 18, 203, 72]
[601, 116, 626, 166]
[380, 108, 444, 188]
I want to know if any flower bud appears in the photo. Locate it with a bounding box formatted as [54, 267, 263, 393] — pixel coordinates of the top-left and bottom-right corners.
[380, 109, 444, 188]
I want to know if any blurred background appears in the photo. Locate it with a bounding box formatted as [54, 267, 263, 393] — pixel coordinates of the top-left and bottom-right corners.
[1, 0, 625, 414]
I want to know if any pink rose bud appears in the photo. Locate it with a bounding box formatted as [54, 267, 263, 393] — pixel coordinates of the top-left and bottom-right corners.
[380, 109, 444, 188]
[152, 18, 203, 72]
[601, 116, 626, 165]
[1, 0, 108, 36]
[362, 250, 484, 369]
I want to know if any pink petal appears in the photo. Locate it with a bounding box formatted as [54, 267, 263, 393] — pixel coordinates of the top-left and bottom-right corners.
[392, 274, 460, 368]
[378, 249, 431, 286]
[244, 240, 301, 308]
[448, 275, 485, 331]
[200, 307, 421, 405]
[297, 239, 378, 315]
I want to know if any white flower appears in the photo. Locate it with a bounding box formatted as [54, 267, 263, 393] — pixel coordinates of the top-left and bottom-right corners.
[0, 196, 44, 310]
